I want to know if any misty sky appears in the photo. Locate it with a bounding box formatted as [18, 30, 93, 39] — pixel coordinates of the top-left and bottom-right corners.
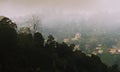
[0, 0, 120, 18]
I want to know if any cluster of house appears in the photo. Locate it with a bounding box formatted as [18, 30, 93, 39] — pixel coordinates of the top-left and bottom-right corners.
[91, 46, 120, 55]
[63, 32, 81, 52]
[63, 32, 120, 55]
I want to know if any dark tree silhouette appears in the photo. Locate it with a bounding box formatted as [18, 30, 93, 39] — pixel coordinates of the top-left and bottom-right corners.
[0, 16, 18, 72]
[33, 32, 44, 48]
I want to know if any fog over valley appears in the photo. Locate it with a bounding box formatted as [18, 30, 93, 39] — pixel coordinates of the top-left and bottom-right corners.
[11, 11, 120, 40]
[1, 0, 120, 70]
[0, 0, 120, 29]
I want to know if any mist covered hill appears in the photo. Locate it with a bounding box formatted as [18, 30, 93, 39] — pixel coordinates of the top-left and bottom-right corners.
[12, 12, 120, 41]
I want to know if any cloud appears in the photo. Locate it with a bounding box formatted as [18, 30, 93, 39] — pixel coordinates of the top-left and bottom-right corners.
[0, 0, 120, 17]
